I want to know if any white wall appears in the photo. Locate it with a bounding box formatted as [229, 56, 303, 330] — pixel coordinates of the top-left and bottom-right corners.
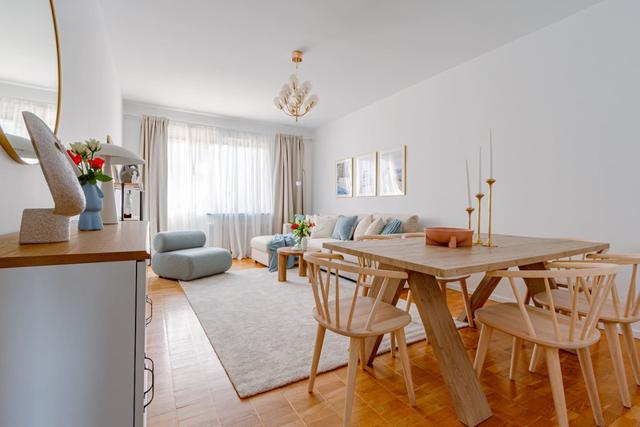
[312, 0, 640, 300]
[122, 101, 314, 213]
[0, 0, 122, 234]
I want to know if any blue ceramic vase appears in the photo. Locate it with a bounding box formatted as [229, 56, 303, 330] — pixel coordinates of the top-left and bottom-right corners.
[79, 184, 104, 231]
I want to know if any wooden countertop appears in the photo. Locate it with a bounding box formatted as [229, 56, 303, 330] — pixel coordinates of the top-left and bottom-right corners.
[0, 221, 150, 268]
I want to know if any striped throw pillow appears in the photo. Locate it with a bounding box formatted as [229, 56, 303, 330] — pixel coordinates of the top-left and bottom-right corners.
[381, 219, 402, 235]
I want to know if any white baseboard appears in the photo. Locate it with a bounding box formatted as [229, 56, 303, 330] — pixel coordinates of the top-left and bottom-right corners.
[446, 282, 640, 339]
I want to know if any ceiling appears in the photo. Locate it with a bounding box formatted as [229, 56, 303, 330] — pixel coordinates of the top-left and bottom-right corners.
[99, 0, 601, 129]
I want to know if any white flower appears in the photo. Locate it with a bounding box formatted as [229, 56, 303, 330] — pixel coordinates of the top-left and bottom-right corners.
[70, 142, 86, 155]
[86, 138, 101, 152]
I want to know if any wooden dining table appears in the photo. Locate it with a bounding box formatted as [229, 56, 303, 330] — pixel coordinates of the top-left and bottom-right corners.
[324, 234, 609, 426]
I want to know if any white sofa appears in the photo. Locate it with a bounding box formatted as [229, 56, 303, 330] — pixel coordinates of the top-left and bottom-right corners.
[250, 213, 420, 267]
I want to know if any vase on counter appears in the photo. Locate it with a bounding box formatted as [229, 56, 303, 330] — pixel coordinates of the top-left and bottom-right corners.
[78, 184, 104, 231]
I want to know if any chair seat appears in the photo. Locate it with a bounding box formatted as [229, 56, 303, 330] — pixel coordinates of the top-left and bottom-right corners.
[533, 289, 640, 324]
[313, 296, 411, 338]
[476, 303, 600, 349]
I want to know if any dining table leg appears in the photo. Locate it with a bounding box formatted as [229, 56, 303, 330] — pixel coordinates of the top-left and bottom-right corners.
[408, 271, 492, 426]
[457, 261, 557, 322]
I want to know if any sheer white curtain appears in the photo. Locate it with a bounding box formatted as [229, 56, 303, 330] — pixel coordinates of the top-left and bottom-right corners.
[0, 96, 56, 136]
[167, 122, 273, 258]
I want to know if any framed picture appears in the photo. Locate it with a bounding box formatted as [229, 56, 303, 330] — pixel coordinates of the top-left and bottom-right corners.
[335, 158, 353, 197]
[378, 146, 406, 196]
[354, 152, 377, 197]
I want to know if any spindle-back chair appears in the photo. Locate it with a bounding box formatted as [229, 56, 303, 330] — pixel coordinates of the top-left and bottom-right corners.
[531, 253, 640, 408]
[474, 262, 618, 427]
[304, 252, 415, 426]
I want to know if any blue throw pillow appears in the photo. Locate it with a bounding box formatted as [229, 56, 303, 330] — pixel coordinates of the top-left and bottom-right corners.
[331, 215, 359, 240]
[381, 219, 402, 235]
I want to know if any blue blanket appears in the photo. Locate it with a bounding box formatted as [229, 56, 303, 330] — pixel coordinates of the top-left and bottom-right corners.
[267, 234, 297, 272]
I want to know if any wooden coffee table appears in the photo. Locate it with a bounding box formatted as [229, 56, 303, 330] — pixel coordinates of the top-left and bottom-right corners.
[276, 247, 307, 282]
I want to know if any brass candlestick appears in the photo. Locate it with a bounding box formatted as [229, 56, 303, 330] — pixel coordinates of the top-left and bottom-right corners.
[483, 178, 497, 247]
[465, 207, 475, 230]
[474, 192, 484, 245]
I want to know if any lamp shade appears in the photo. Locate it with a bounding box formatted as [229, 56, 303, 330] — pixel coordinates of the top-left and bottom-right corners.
[98, 144, 145, 165]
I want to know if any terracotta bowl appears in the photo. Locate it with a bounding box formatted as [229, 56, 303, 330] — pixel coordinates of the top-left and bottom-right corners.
[425, 227, 473, 248]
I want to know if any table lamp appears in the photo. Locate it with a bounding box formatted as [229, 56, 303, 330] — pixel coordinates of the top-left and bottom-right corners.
[99, 143, 145, 224]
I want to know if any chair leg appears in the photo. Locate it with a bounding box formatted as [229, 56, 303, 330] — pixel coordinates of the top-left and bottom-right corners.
[545, 347, 569, 427]
[509, 337, 523, 380]
[395, 328, 416, 406]
[529, 344, 543, 373]
[621, 323, 640, 386]
[473, 324, 493, 377]
[344, 337, 360, 427]
[405, 290, 413, 312]
[604, 322, 632, 407]
[390, 332, 396, 358]
[460, 278, 474, 328]
[359, 338, 366, 370]
[577, 347, 605, 426]
[308, 324, 326, 393]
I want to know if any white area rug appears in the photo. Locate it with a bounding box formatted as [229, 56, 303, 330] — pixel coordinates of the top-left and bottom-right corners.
[180, 268, 464, 398]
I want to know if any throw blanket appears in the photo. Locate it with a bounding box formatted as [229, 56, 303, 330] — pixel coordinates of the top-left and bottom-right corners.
[267, 234, 297, 272]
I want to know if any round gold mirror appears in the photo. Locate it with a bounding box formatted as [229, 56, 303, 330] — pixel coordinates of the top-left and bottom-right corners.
[0, 0, 61, 165]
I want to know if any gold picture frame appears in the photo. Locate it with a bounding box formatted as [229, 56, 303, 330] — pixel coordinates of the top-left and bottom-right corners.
[354, 152, 377, 197]
[335, 158, 353, 198]
[378, 145, 406, 196]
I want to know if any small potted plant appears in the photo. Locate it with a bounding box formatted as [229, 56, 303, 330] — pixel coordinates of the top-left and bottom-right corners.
[289, 217, 314, 250]
[67, 139, 113, 231]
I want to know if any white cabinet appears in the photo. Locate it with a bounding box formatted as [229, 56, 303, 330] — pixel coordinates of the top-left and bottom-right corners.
[0, 223, 149, 427]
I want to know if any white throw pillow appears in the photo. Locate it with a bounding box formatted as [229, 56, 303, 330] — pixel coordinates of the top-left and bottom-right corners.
[310, 215, 338, 238]
[364, 217, 385, 236]
[353, 215, 373, 240]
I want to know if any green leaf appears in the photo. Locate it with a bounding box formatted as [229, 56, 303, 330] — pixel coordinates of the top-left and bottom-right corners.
[96, 174, 112, 182]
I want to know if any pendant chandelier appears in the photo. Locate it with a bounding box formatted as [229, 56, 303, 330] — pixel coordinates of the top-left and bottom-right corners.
[273, 50, 318, 122]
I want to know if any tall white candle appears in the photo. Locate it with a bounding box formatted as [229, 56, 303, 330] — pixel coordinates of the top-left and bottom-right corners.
[489, 129, 494, 178]
[478, 146, 482, 193]
[465, 160, 471, 207]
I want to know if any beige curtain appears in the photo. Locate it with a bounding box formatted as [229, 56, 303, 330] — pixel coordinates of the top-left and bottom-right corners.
[140, 115, 169, 235]
[272, 133, 304, 231]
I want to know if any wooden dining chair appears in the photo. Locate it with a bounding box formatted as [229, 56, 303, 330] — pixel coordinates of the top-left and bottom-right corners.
[355, 234, 398, 297]
[530, 253, 640, 408]
[473, 262, 618, 427]
[304, 252, 415, 426]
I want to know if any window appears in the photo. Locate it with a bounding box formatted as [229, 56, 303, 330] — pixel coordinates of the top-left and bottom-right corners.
[0, 96, 56, 137]
[166, 121, 273, 257]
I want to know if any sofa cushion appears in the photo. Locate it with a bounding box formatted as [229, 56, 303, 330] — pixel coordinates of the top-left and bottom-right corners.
[250, 235, 274, 252]
[307, 237, 338, 253]
[365, 218, 386, 235]
[374, 214, 419, 233]
[152, 247, 232, 281]
[381, 219, 402, 234]
[153, 230, 207, 253]
[353, 215, 373, 241]
[331, 215, 358, 240]
[310, 215, 338, 238]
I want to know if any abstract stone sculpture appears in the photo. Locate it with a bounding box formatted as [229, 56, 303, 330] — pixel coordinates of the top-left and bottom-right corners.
[19, 112, 86, 244]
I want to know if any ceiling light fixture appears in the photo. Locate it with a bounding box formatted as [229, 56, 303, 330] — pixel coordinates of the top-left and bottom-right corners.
[273, 50, 318, 122]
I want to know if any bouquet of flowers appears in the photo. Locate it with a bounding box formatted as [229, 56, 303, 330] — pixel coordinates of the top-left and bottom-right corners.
[290, 217, 314, 248]
[66, 139, 113, 185]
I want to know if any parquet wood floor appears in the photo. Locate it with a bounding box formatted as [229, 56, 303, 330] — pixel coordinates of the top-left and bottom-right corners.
[145, 259, 640, 426]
